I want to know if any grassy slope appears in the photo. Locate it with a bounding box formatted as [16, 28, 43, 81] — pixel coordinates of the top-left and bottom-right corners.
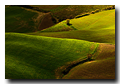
[41, 20, 74, 32]
[5, 33, 98, 79]
[5, 6, 45, 33]
[71, 9, 115, 30]
[28, 10, 115, 44]
[63, 44, 115, 79]
[63, 58, 115, 79]
[41, 9, 115, 31]
[5, 6, 115, 79]
[5, 5, 112, 33]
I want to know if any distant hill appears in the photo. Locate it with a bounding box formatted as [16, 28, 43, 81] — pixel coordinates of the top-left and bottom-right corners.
[30, 5, 113, 22]
[5, 6, 39, 33]
[5, 5, 113, 33]
[28, 9, 115, 44]
[5, 6, 55, 33]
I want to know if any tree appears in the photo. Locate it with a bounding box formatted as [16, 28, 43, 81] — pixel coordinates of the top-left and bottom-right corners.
[87, 54, 92, 60]
[66, 19, 70, 25]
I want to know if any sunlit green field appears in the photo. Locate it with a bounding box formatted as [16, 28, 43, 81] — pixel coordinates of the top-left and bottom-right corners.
[29, 9, 115, 44]
[5, 5, 115, 79]
[5, 33, 98, 79]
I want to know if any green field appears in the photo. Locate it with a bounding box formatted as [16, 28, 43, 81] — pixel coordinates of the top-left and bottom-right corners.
[5, 5, 115, 79]
[28, 9, 115, 44]
[5, 33, 98, 79]
[5, 5, 113, 33]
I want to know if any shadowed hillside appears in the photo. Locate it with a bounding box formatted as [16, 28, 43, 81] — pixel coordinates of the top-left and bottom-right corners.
[5, 5, 113, 33]
[63, 43, 115, 79]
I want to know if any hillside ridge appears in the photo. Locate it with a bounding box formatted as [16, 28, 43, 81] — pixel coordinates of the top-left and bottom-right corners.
[5, 33, 98, 79]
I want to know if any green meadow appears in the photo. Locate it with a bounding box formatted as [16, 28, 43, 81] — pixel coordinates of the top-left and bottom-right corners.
[5, 5, 115, 79]
[5, 33, 98, 79]
[29, 10, 115, 44]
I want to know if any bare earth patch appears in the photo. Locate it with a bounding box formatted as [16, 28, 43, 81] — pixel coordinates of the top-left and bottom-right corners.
[62, 43, 115, 79]
[93, 43, 115, 60]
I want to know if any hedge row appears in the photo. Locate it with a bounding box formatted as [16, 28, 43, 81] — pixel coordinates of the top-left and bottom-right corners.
[75, 5, 115, 19]
[75, 13, 90, 18]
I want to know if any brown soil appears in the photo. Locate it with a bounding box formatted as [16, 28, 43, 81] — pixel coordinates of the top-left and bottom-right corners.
[62, 43, 115, 79]
[62, 59, 115, 79]
[21, 7, 55, 31]
[38, 13, 55, 31]
[93, 43, 115, 60]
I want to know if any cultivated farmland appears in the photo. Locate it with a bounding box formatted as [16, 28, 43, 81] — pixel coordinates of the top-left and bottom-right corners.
[5, 5, 115, 79]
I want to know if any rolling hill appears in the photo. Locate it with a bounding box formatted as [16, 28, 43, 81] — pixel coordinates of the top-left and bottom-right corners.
[5, 5, 113, 33]
[5, 6, 39, 33]
[5, 6, 55, 33]
[5, 5, 115, 79]
[5, 33, 98, 79]
[28, 9, 115, 44]
[63, 43, 115, 79]
[30, 5, 113, 22]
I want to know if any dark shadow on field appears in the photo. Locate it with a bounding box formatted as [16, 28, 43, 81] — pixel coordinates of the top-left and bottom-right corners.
[62, 59, 94, 75]
[67, 23, 72, 26]
[61, 58, 94, 76]
[67, 23, 77, 30]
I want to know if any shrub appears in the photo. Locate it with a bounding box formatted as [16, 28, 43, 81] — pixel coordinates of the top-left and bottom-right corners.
[107, 6, 112, 10]
[112, 5, 115, 9]
[66, 19, 70, 25]
[87, 54, 92, 60]
[75, 13, 90, 18]
[91, 11, 95, 14]
[82, 13, 90, 16]
[103, 7, 107, 10]
[75, 15, 83, 18]
[110, 6, 113, 9]
[103, 6, 115, 10]
[95, 9, 99, 12]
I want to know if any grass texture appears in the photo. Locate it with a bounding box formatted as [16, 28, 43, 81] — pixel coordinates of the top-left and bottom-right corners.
[5, 6, 44, 33]
[5, 33, 98, 79]
[29, 10, 115, 44]
[5, 6, 115, 79]
[63, 43, 115, 79]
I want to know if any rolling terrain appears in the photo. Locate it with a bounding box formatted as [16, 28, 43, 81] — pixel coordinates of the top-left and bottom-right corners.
[5, 33, 98, 79]
[5, 6, 39, 33]
[5, 5, 113, 33]
[28, 9, 115, 44]
[5, 6, 55, 32]
[30, 5, 113, 22]
[63, 43, 115, 79]
[5, 5, 115, 79]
